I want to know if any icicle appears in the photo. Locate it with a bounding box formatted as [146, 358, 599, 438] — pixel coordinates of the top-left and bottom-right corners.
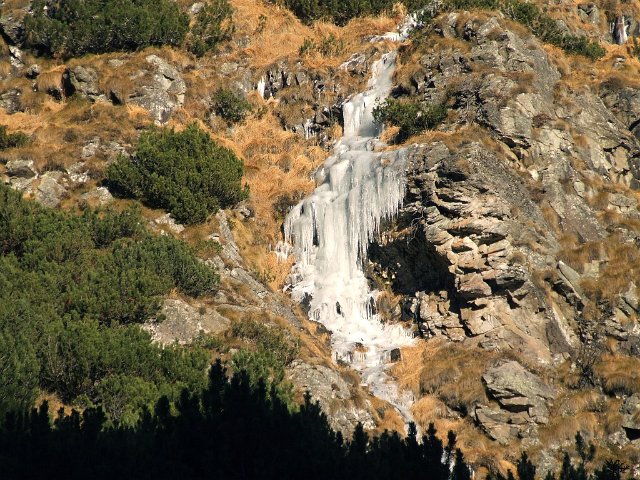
[280, 18, 420, 426]
[256, 76, 266, 99]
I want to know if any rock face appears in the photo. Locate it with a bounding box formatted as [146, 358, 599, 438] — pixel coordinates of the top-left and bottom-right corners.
[130, 55, 186, 124]
[371, 13, 640, 366]
[68, 66, 103, 101]
[287, 360, 376, 435]
[5, 159, 36, 178]
[475, 362, 555, 444]
[145, 298, 231, 346]
[34, 173, 68, 208]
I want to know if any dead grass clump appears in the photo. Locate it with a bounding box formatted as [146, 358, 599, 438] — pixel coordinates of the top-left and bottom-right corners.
[596, 355, 640, 396]
[394, 340, 496, 417]
[34, 68, 66, 96]
[557, 234, 602, 273]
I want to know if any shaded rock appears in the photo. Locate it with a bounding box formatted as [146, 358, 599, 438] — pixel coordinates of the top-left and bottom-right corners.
[68, 66, 102, 101]
[389, 348, 402, 362]
[5, 158, 36, 178]
[145, 298, 230, 346]
[0, 12, 25, 45]
[483, 361, 554, 420]
[25, 64, 40, 79]
[577, 3, 599, 24]
[0, 89, 21, 113]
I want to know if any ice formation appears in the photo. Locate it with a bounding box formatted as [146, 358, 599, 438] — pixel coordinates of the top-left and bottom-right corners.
[282, 42, 416, 422]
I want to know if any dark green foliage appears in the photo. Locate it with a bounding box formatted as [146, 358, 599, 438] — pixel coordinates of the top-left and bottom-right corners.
[0, 125, 28, 149]
[451, 449, 472, 480]
[24, 0, 189, 57]
[267, 0, 395, 26]
[188, 0, 234, 57]
[0, 362, 472, 479]
[373, 98, 447, 142]
[0, 183, 214, 418]
[106, 123, 247, 224]
[210, 88, 252, 124]
[230, 319, 299, 403]
[593, 460, 625, 480]
[517, 452, 537, 480]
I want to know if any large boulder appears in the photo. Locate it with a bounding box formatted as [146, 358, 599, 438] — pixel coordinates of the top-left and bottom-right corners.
[68, 66, 103, 101]
[474, 361, 555, 443]
[0, 11, 26, 45]
[34, 174, 68, 208]
[5, 158, 36, 178]
[482, 361, 555, 416]
[129, 55, 186, 124]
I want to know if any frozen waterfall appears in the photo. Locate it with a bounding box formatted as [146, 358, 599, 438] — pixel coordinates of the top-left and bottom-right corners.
[281, 44, 416, 423]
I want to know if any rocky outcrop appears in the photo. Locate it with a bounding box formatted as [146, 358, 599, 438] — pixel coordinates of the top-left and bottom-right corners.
[5, 158, 36, 178]
[287, 360, 376, 435]
[258, 51, 377, 142]
[474, 361, 555, 444]
[129, 55, 186, 124]
[371, 13, 640, 367]
[67, 66, 103, 101]
[34, 173, 68, 208]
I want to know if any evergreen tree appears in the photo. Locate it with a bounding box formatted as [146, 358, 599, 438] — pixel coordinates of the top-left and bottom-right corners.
[451, 448, 472, 480]
[517, 451, 537, 480]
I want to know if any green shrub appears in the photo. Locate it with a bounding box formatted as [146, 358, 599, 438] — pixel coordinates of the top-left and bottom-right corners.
[0, 183, 214, 417]
[188, 0, 234, 57]
[0, 125, 28, 149]
[210, 88, 252, 125]
[299, 33, 345, 57]
[106, 123, 248, 224]
[373, 99, 447, 142]
[24, 0, 189, 57]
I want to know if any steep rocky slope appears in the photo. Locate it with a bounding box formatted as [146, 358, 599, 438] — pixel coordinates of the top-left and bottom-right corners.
[371, 5, 640, 473]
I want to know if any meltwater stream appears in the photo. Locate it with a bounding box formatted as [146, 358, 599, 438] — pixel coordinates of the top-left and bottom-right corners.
[280, 31, 418, 424]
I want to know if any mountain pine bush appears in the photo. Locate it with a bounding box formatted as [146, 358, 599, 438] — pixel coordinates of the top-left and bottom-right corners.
[106, 123, 248, 224]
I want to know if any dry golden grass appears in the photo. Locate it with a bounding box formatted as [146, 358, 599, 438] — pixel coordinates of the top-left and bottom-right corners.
[34, 67, 66, 95]
[596, 354, 640, 396]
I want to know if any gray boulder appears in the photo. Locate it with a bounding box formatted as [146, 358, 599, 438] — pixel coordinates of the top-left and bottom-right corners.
[0, 12, 26, 45]
[34, 174, 68, 208]
[5, 159, 36, 178]
[482, 361, 555, 420]
[145, 298, 230, 346]
[130, 55, 186, 124]
[68, 66, 102, 101]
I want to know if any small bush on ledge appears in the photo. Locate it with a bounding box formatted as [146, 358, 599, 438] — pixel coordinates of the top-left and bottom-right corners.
[373, 99, 447, 142]
[106, 123, 248, 224]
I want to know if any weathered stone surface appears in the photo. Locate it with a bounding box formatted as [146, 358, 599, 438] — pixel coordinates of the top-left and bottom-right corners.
[145, 298, 230, 346]
[68, 66, 102, 101]
[287, 360, 375, 435]
[483, 361, 555, 410]
[0, 89, 22, 113]
[34, 174, 68, 208]
[5, 159, 36, 178]
[474, 361, 554, 442]
[0, 11, 26, 45]
[129, 55, 186, 124]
